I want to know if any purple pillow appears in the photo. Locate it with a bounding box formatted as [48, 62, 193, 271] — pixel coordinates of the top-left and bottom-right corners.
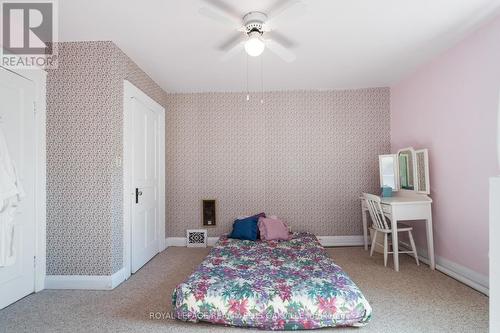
[258, 217, 290, 241]
[253, 212, 266, 219]
[237, 212, 266, 220]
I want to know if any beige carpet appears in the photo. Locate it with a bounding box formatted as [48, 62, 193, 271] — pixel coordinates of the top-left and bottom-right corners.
[0, 247, 488, 333]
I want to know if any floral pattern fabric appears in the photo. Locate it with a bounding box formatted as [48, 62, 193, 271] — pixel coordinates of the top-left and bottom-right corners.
[172, 233, 372, 330]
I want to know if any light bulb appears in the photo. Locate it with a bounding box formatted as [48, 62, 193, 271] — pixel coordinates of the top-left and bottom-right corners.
[244, 32, 265, 57]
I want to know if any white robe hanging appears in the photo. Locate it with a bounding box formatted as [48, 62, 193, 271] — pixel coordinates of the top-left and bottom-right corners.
[0, 127, 24, 267]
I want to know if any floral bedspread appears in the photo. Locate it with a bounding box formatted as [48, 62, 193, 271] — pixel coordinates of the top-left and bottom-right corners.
[172, 233, 372, 330]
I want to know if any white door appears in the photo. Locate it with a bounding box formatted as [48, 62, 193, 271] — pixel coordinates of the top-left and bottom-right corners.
[130, 96, 160, 273]
[0, 68, 36, 309]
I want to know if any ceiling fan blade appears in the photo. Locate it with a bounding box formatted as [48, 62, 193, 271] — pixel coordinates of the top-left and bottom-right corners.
[265, 39, 296, 63]
[199, 7, 241, 28]
[201, 0, 241, 23]
[264, 31, 296, 49]
[266, 0, 306, 26]
[220, 41, 245, 62]
[218, 32, 245, 51]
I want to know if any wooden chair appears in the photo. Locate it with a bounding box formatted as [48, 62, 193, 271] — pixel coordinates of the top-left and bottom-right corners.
[363, 193, 419, 268]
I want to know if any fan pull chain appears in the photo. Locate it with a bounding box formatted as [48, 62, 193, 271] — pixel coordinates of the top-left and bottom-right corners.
[260, 55, 264, 104]
[246, 54, 250, 101]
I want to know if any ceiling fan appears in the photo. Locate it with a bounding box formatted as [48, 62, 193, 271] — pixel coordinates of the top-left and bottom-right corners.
[199, 0, 306, 62]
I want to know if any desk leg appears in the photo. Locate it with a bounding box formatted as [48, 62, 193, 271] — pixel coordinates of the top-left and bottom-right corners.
[426, 215, 436, 270]
[392, 216, 400, 272]
[362, 208, 368, 251]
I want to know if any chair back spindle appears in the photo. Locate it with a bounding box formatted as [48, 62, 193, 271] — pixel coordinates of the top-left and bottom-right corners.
[363, 193, 389, 231]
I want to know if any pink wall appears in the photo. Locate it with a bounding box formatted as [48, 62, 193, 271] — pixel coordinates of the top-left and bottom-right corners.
[391, 15, 500, 276]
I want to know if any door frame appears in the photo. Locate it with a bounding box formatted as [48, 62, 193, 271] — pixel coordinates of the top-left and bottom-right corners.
[123, 80, 166, 279]
[0, 66, 47, 292]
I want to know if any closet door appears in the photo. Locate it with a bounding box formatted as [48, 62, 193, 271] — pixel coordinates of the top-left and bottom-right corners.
[124, 81, 165, 277]
[0, 68, 36, 309]
[128, 88, 166, 274]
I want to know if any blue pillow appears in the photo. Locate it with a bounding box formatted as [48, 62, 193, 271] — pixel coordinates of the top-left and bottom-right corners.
[229, 216, 259, 241]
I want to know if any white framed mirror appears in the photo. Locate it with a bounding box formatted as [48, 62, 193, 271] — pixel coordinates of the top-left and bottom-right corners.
[378, 147, 430, 195]
[415, 149, 430, 194]
[379, 154, 399, 191]
[398, 147, 416, 191]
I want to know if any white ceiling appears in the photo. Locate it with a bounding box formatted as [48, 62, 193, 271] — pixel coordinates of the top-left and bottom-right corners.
[59, 0, 500, 93]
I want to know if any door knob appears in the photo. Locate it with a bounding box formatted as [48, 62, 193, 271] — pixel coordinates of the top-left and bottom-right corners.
[135, 188, 143, 204]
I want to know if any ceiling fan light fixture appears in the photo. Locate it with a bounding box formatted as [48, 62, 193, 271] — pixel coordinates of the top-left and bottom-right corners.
[244, 31, 265, 57]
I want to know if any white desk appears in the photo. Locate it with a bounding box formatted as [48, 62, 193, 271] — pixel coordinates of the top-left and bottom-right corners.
[360, 194, 435, 271]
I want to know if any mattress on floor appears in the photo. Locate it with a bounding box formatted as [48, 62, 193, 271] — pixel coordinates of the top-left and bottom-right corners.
[172, 233, 372, 330]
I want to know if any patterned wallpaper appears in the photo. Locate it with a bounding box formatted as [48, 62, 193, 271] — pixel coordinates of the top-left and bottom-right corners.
[46, 41, 389, 275]
[46, 41, 168, 275]
[165, 89, 390, 237]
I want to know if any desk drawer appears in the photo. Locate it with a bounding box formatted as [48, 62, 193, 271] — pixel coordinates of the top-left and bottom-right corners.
[381, 204, 392, 215]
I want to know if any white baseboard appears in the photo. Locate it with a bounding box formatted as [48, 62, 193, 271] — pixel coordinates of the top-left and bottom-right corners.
[165, 235, 364, 248]
[401, 245, 489, 295]
[45, 267, 128, 290]
[316, 235, 365, 247]
[207, 237, 219, 246]
[421, 247, 489, 295]
[165, 237, 223, 247]
[110, 266, 129, 289]
[165, 237, 186, 247]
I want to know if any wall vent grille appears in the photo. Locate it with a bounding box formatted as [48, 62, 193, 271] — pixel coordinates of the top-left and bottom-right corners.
[186, 229, 207, 248]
